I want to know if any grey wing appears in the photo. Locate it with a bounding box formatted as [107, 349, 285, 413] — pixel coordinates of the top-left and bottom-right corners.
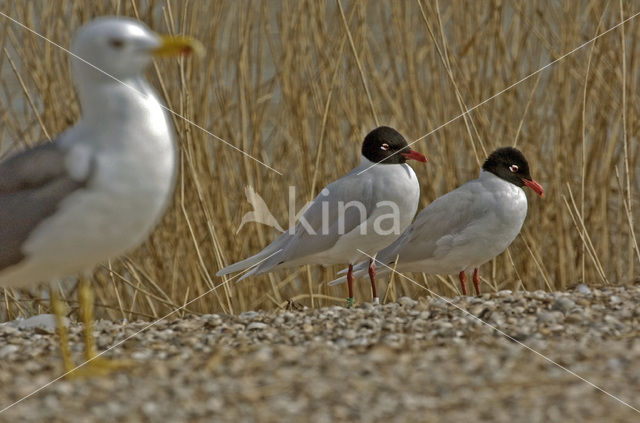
[0, 142, 89, 271]
[377, 180, 490, 265]
[253, 170, 379, 271]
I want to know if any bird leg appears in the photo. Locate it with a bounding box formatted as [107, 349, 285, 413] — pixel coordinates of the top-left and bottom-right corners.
[78, 276, 98, 361]
[368, 259, 379, 304]
[50, 286, 74, 374]
[76, 276, 133, 375]
[458, 271, 468, 296]
[473, 268, 481, 296]
[346, 264, 354, 308]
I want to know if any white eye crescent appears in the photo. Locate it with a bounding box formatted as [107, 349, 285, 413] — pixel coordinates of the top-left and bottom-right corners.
[509, 164, 519, 173]
[381, 143, 390, 151]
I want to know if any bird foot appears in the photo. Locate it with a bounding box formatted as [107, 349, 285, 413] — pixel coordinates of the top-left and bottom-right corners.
[346, 297, 355, 308]
[66, 356, 135, 379]
[372, 297, 380, 305]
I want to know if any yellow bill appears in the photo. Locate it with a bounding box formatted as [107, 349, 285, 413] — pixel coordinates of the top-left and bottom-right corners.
[153, 35, 204, 58]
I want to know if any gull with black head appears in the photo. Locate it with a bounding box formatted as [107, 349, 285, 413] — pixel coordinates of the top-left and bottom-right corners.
[217, 126, 428, 306]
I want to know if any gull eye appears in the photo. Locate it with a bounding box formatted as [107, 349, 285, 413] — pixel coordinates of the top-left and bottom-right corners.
[509, 164, 519, 173]
[380, 143, 390, 151]
[109, 38, 125, 49]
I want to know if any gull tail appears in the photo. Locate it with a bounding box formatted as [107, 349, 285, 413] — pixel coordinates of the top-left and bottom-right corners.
[216, 242, 284, 279]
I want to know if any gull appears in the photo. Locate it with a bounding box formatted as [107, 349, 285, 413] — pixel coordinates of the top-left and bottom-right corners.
[217, 126, 428, 306]
[329, 147, 544, 296]
[0, 16, 202, 375]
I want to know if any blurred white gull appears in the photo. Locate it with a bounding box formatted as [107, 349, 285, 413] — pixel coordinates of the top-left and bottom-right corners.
[0, 16, 202, 376]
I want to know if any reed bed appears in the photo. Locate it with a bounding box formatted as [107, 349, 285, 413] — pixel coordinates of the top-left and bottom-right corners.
[0, 0, 638, 320]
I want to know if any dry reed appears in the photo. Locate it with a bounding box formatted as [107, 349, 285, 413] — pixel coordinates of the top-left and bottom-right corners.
[0, 0, 638, 320]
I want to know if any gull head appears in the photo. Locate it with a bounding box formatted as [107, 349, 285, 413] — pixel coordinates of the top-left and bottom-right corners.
[70, 17, 203, 81]
[482, 147, 544, 196]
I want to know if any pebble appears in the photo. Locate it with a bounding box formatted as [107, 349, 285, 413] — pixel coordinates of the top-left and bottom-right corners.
[247, 322, 268, 331]
[8, 314, 64, 334]
[397, 297, 416, 306]
[552, 296, 575, 314]
[576, 284, 591, 294]
[536, 311, 556, 324]
[239, 311, 260, 320]
[0, 344, 19, 358]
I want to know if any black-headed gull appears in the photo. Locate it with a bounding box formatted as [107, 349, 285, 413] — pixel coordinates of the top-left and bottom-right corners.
[217, 126, 428, 306]
[0, 17, 202, 375]
[329, 147, 544, 296]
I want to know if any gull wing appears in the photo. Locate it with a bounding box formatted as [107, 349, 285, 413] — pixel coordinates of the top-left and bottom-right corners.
[0, 142, 90, 271]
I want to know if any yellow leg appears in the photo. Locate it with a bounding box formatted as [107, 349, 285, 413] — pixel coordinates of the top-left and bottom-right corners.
[50, 286, 75, 373]
[74, 276, 134, 376]
[78, 276, 98, 360]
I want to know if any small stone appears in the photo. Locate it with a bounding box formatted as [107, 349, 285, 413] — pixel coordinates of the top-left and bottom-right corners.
[576, 284, 591, 294]
[397, 297, 416, 307]
[537, 311, 556, 324]
[531, 290, 547, 300]
[576, 298, 591, 307]
[0, 344, 19, 358]
[0, 324, 19, 336]
[482, 300, 496, 309]
[142, 402, 159, 417]
[469, 305, 485, 316]
[565, 312, 583, 324]
[9, 314, 65, 334]
[343, 329, 356, 340]
[132, 350, 151, 361]
[606, 357, 624, 370]
[604, 315, 626, 330]
[552, 297, 575, 314]
[247, 322, 268, 331]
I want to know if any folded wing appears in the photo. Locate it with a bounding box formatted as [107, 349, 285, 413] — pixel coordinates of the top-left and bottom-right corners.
[0, 142, 91, 271]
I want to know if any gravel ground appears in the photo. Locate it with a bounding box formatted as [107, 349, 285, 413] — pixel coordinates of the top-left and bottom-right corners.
[1, 284, 640, 422]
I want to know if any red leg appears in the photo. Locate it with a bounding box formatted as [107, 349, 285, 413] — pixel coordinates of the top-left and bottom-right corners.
[473, 268, 480, 296]
[346, 264, 354, 307]
[368, 259, 379, 304]
[458, 271, 467, 296]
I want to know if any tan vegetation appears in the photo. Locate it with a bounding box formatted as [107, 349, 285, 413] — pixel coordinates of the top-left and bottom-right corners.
[0, 0, 638, 320]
